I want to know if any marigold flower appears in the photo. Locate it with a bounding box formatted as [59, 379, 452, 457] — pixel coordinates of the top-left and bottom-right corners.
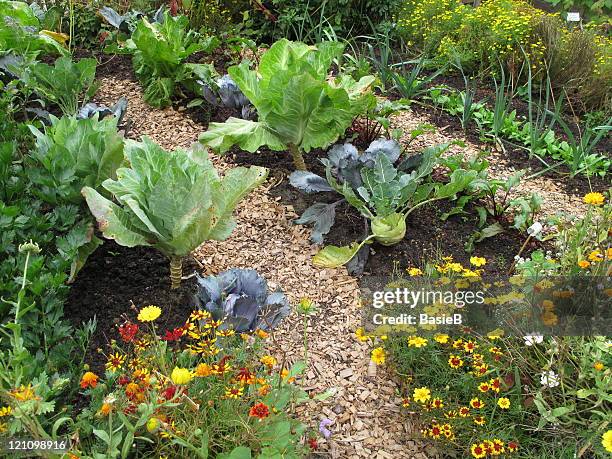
[429, 424, 442, 439]
[588, 250, 604, 262]
[434, 334, 449, 344]
[473, 415, 486, 425]
[541, 310, 558, 326]
[99, 403, 112, 416]
[224, 386, 244, 399]
[470, 256, 486, 267]
[402, 397, 410, 407]
[0, 406, 12, 417]
[470, 397, 484, 409]
[459, 406, 470, 417]
[431, 398, 444, 409]
[448, 355, 464, 369]
[478, 382, 490, 393]
[507, 441, 519, 452]
[452, 339, 464, 349]
[489, 378, 501, 393]
[249, 402, 270, 420]
[577, 260, 590, 269]
[492, 439, 505, 455]
[137, 305, 161, 322]
[195, 363, 212, 377]
[371, 347, 386, 365]
[594, 361, 605, 371]
[255, 329, 269, 339]
[583, 192, 604, 206]
[497, 397, 511, 409]
[471, 443, 486, 458]
[260, 355, 277, 368]
[80, 372, 98, 389]
[600, 429, 612, 453]
[413, 387, 431, 403]
[407, 267, 423, 276]
[170, 367, 192, 385]
[408, 336, 428, 348]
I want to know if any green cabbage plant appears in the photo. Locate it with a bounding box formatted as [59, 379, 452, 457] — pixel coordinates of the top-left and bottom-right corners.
[199, 38, 376, 171]
[27, 114, 125, 205]
[312, 143, 477, 268]
[112, 11, 219, 108]
[82, 138, 268, 289]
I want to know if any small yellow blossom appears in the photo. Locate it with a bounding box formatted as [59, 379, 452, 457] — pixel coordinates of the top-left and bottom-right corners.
[137, 305, 161, 322]
[371, 347, 386, 365]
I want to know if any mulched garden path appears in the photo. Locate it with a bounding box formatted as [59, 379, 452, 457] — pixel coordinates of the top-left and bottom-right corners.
[66, 54, 602, 458]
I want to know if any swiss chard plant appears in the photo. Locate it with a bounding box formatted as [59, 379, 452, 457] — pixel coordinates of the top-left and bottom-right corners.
[27, 114, 125, 205]
[194, 269, 290, 332]
[111, 11, 219, 108]
[82, 138, 268, 289]
[290, 139, 476, 269]
[200, 38, 377, 171]
[20, 56, 98, 115]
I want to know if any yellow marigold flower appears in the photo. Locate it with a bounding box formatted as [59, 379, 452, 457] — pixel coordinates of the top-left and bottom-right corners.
[452, 338, 464, 349]
[0, 406, 11, 417]
[255, 329, 269, 339]
[371, 347, 386, 365]
[578, 260, 591, 269]
[170, 367, 192, 385]
[413, 387, 431, 403]
[470, 397, 485, 409]
[260, 355, 277, 368]
[478, 382, 490, 393]
[434, 334, 449, 344]
[224, 386, 243, 399]
[11, 384, 39, 401]
[594, 361, 605, 371]
[497, 397, 511, 409]
[407, 267, 423, 276]
[471, 443, 487, 458]
[99, 403, 112, 416]
[137, 305, 161, 322]
[470, 256, 486, 267]
[606, 248, 612, 259]
[448, 355, 463, 369]
[146, 417, 160, 433]
[408, 336, 428, 347]
[542, 299, 555, 311]
[588, 250, 603, 262]
[355, 327, 370, 342]
[602, 430, 612, 453]
[583, 192, 605, 206]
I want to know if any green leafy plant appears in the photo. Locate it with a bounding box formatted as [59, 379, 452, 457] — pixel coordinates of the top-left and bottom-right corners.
[312, 143, 476, 267]
[200, 38, 376, 171]
[113, 11, 219, 108]
[27, 114, 125, 205]
[21, 56, 98, 115]
[82, 138, 268, 289]
[0, 0, 68, 57]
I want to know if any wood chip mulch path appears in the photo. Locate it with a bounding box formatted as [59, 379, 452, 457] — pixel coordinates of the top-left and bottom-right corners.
[94, 73, 426, 459]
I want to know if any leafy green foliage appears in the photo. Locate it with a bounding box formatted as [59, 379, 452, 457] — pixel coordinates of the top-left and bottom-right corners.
[200, 38, 376, 170]
[0, 0, 68, 57]
[83, 138, 267, 283]
[115, 12, 219, 107]
[21, 56, 98, 115]
[27, 114, 125, 205]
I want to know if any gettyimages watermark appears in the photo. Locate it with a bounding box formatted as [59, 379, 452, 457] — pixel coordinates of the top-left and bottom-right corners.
[361, 275, 611, 337]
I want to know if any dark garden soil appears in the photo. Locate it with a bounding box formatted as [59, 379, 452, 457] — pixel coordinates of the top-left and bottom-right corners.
[230, 147, 545, 293]
[65, 241, 198, 375]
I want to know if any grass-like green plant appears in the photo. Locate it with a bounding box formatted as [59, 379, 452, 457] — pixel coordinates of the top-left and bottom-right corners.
[82, 137, 268, 288]
[200, 38, 376, 171]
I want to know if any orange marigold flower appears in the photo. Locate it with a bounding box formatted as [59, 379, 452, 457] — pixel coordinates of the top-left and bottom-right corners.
[255, 329, 269, 339]
[99, 403, 112, 416]
[125, 382, 140, 398]
[249, 402, 270, 420]
[80, 372, 98, 389]
[195, 363, 212, 377]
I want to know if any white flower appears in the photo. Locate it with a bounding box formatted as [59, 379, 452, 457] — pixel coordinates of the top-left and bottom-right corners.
[527, 222, 543, 236]
[524, 334, 544, 346]
[540, 370, 560, 388]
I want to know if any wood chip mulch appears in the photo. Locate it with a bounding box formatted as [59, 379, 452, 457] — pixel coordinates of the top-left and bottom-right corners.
[94, 74, 427, 459]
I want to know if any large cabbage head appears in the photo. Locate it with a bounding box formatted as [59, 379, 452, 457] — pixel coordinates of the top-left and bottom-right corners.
[194, 269, 290, 332]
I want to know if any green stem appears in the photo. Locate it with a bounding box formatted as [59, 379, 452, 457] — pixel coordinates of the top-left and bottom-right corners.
[170, 256, 183, 290]
[14, 251, 30, 325]
[288, 144, 306, 171]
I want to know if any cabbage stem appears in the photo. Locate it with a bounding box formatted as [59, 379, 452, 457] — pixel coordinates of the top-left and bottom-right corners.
[170, 256, 183, 289]
[289, 144, 306, 171]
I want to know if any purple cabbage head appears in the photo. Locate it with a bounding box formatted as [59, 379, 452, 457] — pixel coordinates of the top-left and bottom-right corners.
[194, 269, 290, 332]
